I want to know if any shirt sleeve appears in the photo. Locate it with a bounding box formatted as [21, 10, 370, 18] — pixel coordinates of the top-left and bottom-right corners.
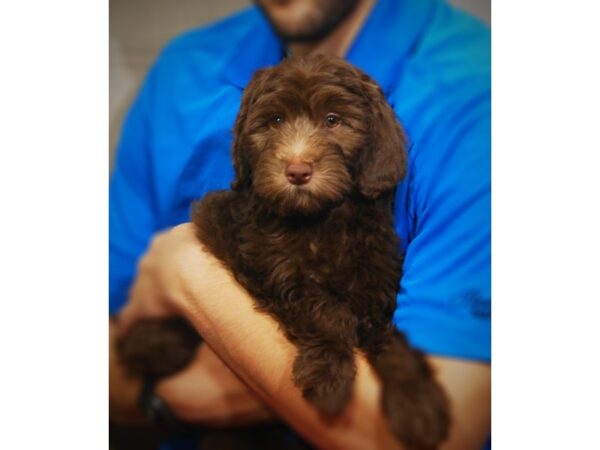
[393, 99, 491, 362]
[109, 67, 159, 315]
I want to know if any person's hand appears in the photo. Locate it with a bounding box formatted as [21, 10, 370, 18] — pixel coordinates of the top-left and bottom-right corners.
[110, 319, 273, 426]
[118, 223, 207, 335]
[156, 343, 275, 425]
[113, 223, 273, 425]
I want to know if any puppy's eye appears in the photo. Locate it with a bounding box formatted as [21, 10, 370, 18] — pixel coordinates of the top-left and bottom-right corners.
[325, 113, 341, 128]
[270, 114, 285, 126]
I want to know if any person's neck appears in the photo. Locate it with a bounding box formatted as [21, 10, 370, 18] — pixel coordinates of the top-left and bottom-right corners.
[287, 0, 376, 58]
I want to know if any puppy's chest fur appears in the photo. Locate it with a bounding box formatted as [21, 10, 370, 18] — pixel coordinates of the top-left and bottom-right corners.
[194, 190, 403, 343]
[243, 215, 359, 302]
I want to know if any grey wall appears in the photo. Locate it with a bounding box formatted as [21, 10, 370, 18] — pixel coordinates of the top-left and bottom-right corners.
[109, 0, 490, 166]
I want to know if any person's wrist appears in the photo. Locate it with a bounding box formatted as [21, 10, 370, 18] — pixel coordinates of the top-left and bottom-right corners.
[138, 377, 190, 432]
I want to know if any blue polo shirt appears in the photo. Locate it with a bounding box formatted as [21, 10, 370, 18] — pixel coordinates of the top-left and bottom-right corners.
[110, 0, 490, 445]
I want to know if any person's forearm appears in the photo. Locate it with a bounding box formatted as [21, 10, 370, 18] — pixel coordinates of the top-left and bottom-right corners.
[174, 251, 403, 450]
[155, 342, 276, 426]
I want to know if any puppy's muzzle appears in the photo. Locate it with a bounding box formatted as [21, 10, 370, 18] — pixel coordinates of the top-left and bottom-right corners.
[285, 162, 313, 185]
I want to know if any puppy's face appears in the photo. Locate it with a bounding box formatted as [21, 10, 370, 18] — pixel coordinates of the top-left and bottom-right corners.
[232, 55, 407, 215]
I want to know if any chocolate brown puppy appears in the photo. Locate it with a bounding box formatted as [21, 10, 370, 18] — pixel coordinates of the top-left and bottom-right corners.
[119, 55, 450, 450]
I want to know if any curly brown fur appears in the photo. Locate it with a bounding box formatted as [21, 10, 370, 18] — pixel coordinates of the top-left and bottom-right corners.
[116, 318, 201, 378]
[118, 55, 450, 450]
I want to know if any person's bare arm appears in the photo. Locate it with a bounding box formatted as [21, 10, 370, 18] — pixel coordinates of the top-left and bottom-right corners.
[154, 342, 275, 425]
[119, 223, 490, 449]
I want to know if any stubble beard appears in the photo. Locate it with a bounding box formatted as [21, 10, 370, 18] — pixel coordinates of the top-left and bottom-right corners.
[256, 0, 362, 44]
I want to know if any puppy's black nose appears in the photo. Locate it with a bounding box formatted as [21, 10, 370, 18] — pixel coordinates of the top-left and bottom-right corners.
[285, 162, 313, 185]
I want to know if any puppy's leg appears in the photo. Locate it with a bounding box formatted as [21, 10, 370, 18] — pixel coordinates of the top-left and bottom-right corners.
[289, 303, 358, 417]
[365, 330, 450, 450]
[117, 318, 202, 378]
[292, 339, 356, 416]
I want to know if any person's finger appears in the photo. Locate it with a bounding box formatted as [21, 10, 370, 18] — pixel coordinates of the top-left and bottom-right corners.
[116, 271, 154, 335]
[116, 301, 136, 337]
[118, 274, 181, 336]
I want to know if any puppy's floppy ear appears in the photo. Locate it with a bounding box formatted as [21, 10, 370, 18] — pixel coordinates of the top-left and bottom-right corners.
[231, 69, 269, 191]
[357, 74, 408, 198]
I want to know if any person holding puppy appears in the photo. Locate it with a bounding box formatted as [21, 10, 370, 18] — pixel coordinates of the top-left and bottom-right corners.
[110, 1, 491, 449]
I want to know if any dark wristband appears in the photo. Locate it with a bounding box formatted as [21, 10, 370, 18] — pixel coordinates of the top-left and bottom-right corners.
[138, 377, 188, 433]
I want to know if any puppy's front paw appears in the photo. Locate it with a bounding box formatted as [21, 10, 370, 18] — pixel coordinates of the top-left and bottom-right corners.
[293, 351, 356, 416]
[383, 378, 450, 450]
[301, 374, 353, 416]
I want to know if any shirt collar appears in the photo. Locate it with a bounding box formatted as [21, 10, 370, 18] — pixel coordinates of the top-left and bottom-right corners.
[223, 8, 285, 89]
[224, 0, 437, 93]
[346, 0, 437, 93]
